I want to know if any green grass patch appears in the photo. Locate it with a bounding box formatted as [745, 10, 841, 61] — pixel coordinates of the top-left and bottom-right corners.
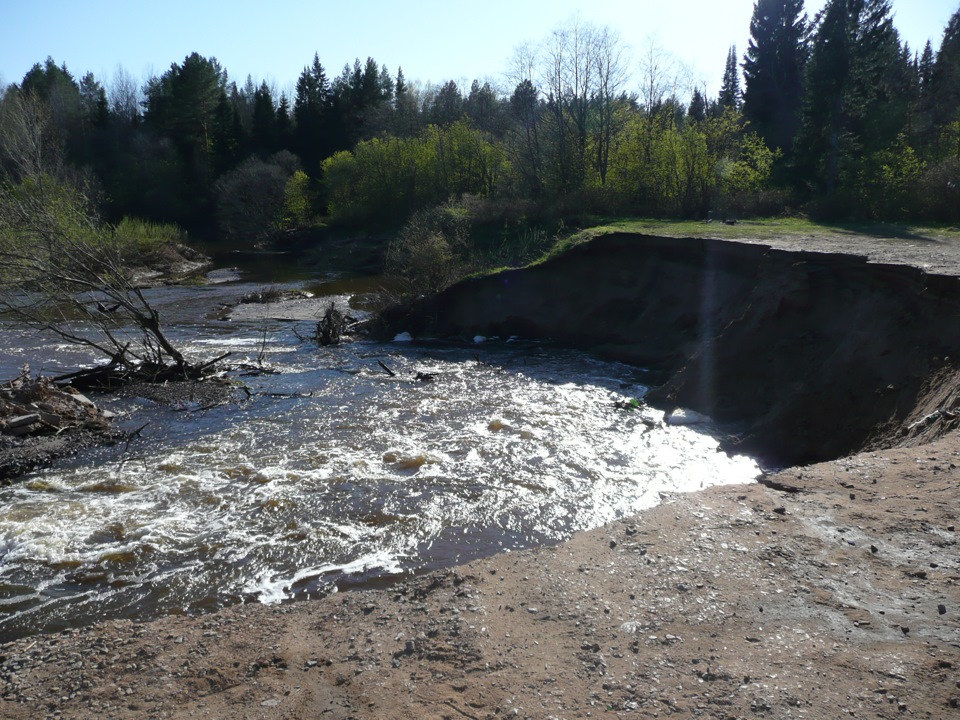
[112, 217, 186, 257]
[534, 216, 960, 262]
[571, 216, 960, 242]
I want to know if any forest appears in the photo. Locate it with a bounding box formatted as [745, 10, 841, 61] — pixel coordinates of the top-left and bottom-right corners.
[2, 0, 960, 282]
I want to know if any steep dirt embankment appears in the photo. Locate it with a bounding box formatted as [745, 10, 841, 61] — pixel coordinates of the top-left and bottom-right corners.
[386, 234, 960, 466]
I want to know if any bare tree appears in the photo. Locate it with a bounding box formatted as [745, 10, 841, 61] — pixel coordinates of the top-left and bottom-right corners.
[590, 25, 630, 184]
[0, 88, 213, 385]
[0, 90, 58, 185]
[109, 65, 142, 125]
[509, 19, 631, 192]
[0, 186, 187, 372]
[637, 36, 684, 115]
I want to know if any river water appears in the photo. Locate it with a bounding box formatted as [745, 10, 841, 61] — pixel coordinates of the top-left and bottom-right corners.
[0, 269, 759, 641]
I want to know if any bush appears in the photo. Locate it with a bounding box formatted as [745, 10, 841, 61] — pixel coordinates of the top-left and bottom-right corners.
[112, 217, 186, 259]
[385, 202, 474, 297]
[919, 158, 960, 223]
[214, 152, 300, 247]
[281, 170, 315, 229]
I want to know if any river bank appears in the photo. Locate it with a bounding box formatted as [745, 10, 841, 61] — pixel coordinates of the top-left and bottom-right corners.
[2, 231, 960, 718]
[0, 432, 956, 719]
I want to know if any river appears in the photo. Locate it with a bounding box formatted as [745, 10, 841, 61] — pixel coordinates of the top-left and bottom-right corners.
[0, 267, 759, 641]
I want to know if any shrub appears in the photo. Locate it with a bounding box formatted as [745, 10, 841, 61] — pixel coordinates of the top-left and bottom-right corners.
[112, 217, 186, 260]
[385, 202, 474, 297]
[214, 152, 300, 247]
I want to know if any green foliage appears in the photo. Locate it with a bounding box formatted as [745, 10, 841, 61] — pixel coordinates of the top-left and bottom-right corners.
[385, 202, 474, 296]
[323, 120, 505, 226]
[282, 170, 315, 229]
[0, 174, 99, 284]
[605, 107, 775, 219]
[111, 217, 186, 258]
[214, 152, 299, 246]
[919, 157, 960, 222]
[14, 6, 960, 240]
[846, 134, 924, 219]
[719, 131, 782, 213]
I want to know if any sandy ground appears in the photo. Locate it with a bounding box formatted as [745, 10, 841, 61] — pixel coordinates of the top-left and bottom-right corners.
[1, 432, 957, 719]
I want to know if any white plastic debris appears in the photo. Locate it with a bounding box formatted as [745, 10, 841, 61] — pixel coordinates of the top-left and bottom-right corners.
[665, 407, 712, 426]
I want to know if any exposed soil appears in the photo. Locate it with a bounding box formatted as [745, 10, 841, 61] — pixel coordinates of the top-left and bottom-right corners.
[2, 233, 960, 719]
[385, 233, 960, 466]
[0, 437, 956, 719]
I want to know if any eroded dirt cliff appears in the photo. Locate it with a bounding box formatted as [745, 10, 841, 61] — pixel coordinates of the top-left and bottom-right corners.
[386, 234, 960, 466]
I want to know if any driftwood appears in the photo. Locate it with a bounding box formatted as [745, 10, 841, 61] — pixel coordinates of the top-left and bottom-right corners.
[317, 303, 346, 346]
[0, 369, 112, 438]
[50, 351, 231, 391]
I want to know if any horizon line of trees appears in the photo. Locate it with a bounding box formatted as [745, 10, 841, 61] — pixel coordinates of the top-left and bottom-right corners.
[3, 0, 960, 248]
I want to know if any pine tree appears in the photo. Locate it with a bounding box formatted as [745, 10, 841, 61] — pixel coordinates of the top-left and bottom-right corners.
[687, 88, 707, 124]
[465, 80, 500, 135]
[293, 53, 330, 171]
[794, 0, 904, 196]
[932, 7, 960, 134]
[251, 81, 277, 155]
[718, 46, 741, 110]
[431, 80, 463, 125]
[742, 0, 808, 155]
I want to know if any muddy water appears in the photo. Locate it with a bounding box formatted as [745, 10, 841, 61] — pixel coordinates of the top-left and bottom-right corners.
[0, 275, 759, 641]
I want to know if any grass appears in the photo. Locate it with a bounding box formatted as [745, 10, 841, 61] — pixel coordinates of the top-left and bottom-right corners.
[537, 216, 960, 262]
[113, 217, 187, 257]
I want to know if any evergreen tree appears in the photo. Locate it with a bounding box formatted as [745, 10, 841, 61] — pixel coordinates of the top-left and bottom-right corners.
[78, 72, 109, 127]
[795, 1, 903, 190]
[718, 45, 741, 110]
[687, 88, 707, 124]
[931, 7, 960, 141]
[919, 40, 936, 93]
[251, 81, 277, 154]
[141, 53, 231, 224]
[431, 80, 463, 125]
[275, 92, 292, 151]
[507, 78, 543, 197]
[393, 67, 419, 137]
[143, 53, 228, 158]
[293, 53, 330, 171]
[19, 58, 83, 167]
[465, 80, 501, 135]
[742, 0, 808, 156]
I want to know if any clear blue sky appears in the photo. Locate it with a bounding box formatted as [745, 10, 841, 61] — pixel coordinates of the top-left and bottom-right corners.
[1, 0, 956, 99]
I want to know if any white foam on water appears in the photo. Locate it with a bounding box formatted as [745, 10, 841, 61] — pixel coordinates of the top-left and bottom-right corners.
[246, 549, 405, 604]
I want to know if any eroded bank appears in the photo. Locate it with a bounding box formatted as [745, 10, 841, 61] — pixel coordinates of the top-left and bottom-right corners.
[385, 233, 960, 466]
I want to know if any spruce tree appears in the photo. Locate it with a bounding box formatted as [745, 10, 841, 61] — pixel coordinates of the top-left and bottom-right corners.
[251, 81, 277, 155]
[932, 7, 960, 135]
[794, 0, 904, 197]
[293, 53, 330, 171]
[275, 93, 292, 152]
[718, 45, 741, 110]
[687, 88, 707, 124]
[742, 0, 808, 155]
